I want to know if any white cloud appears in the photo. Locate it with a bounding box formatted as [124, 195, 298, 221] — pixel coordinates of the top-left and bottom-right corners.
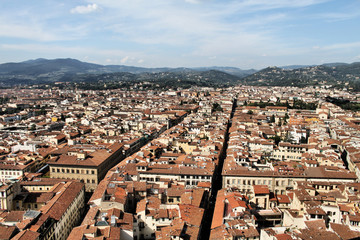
[70, 4, 98, 14]
[0, 0, 357, 68]
[319, 41, 360, 51]
[0, 14, 89, 42]
[185, 0, 200, 4]
[0, 18, 58, 41]
[120, 56, 129, 64]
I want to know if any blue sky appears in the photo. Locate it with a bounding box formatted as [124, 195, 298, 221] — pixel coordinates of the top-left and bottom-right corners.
[0, 0, 360, 69]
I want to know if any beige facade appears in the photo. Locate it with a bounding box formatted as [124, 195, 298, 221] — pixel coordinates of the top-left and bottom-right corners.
[50, 165, 98, 191]
[272, 143, 308, 161]
[138, 170, 212, 188]
[32, 182, 85, 240]
[0, 181, 20, 210]
[48, 143, 124, 191]
[223, 175, 298, 195]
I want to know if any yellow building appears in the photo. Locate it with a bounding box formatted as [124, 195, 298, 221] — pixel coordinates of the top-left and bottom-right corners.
[48, 143, 124, 191]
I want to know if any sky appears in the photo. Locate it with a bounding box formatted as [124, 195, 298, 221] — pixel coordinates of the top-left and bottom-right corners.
[0, 0, 360, 69]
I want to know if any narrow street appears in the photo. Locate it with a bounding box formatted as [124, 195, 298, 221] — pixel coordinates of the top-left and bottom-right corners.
[200, 99, 237, 239]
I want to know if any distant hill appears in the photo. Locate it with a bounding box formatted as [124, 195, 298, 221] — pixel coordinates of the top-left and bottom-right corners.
[1, 58, 360, 90]
[0, 58, 253, 86]
[58, 69, 242, 90]
[279, 65, 314, 70]
[321, 62, 348, 67]
[193, 66, 257, 77]
[241, 62, 360, 90]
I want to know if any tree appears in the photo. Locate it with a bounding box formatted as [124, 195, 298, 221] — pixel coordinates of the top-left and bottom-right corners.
[274, 135, 281, 145]
[282, 117, 287, 125]
[270, 115, 275, 123]
[212, 103, 223, 112]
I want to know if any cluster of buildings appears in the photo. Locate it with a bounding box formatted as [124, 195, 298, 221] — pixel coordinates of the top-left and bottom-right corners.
[68, 92, 234, 239]
[210, 86, 360, 239]
[0, 85, 360, 239]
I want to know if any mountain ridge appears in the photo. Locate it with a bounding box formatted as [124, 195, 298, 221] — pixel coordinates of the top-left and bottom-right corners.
[0, 58, 254, 76]
[1, 58, 360, 90]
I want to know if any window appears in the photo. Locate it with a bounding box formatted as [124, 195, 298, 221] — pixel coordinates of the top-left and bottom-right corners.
[91, 170, 95, 174]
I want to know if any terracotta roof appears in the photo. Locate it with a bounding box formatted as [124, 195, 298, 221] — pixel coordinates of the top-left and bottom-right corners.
[39, 181, 84, 221]
[11, 230, 40, 240]
[330, 223, 360, 240]
[211, 189, 226, 229]
[0, 225, 18, 239]
[253, 185, 270, 195]
[2, 211, 25, 223]
[294, 228, 340, 240]
[275, 233, 293, 240]
[179, 204, 204, 227]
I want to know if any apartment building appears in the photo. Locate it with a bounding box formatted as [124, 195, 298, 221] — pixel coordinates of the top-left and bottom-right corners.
[48, 143, 124, 191]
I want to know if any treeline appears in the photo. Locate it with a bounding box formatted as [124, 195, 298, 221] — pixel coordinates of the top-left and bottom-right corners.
[0, 97, 10, 104]
[325, 96, 360, 111]
[245, 99, 317, 110]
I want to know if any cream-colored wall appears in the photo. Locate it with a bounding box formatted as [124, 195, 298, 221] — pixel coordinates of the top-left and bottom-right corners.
[282, 209, 306, 229]
[139, 172, 211, 187]
[223, 175, 297, 195]
[51, 187, 85, 240]
[22, 185, 53, 192]
[50, 166, 98, 191]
